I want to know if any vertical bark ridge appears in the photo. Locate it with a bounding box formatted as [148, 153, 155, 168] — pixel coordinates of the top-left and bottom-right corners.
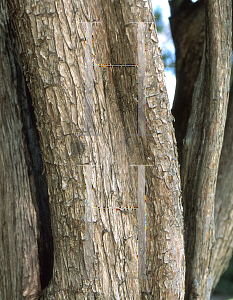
[181, 1, 232, 299]
[0, 0, 41, 298]
[212, 82, 233, 290]
[7, 0, 185, 298]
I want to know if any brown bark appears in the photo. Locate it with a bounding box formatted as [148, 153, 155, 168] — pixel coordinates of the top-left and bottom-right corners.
[176, 0, 232, 299]
[170, 0, 233, 298]
[6, 0, 185, 299]
[211, 83, 233, 290]
[0, 1, 40, 298]
[3, 0, 232, 299]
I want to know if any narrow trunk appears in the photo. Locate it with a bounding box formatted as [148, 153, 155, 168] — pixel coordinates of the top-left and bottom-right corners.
[0, 1, 40, 298]
[170, 0, 233, 297]
[180, 1, 232, 299]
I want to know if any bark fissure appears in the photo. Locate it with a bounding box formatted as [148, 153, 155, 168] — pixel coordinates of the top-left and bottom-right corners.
[180, 1, 232, 299]
[5, 0, 185, 298]
[0, 1, 41, 298]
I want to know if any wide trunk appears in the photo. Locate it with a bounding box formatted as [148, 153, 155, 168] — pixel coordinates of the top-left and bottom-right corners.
[2, 0, 232, 299]
[5, 0, 185, 299]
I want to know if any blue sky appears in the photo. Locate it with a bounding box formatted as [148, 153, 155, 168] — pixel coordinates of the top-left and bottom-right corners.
[151, 0, 176, 107]
[150, 1, 198, 107]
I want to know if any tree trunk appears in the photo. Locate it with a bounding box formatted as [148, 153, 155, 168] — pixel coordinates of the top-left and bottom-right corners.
[0, 1, 40, 298]
[5, 0, 185, 299]
[1, 0, 233, 299]
[170, 0, 232, 299]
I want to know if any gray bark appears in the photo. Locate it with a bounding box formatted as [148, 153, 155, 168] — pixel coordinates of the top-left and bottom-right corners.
[170, 0, 233, 298]
[6, 0, 185, 299]
[2, 0, 232, 299]
[0, 1, 40, 298]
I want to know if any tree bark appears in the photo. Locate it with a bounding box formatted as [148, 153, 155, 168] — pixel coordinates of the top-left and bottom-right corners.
[3, 0, 233, 299]
[211, 83, 233, 290]
[170, 0, 233, 298]
[172, 0, 232, 299]
[6, 0, 185, 299]
[0, 1, 40, 298]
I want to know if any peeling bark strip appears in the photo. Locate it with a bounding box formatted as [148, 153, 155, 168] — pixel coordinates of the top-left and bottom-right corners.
[7, 0, 185, 299]
[84, 165, 94, 278]
[137, 165, 146, 279]
[85, 22, 94, 135]
[137, 22, 146, 136]
[181, 0, 232, 299]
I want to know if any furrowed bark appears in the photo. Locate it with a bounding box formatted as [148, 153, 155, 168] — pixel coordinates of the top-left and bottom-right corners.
[211, 83, 233, 290]
[7, 0, 184, 299]
[181, 1, 232, 299]
[170, 0, 233, 296]
[0, 1, 40, 298]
